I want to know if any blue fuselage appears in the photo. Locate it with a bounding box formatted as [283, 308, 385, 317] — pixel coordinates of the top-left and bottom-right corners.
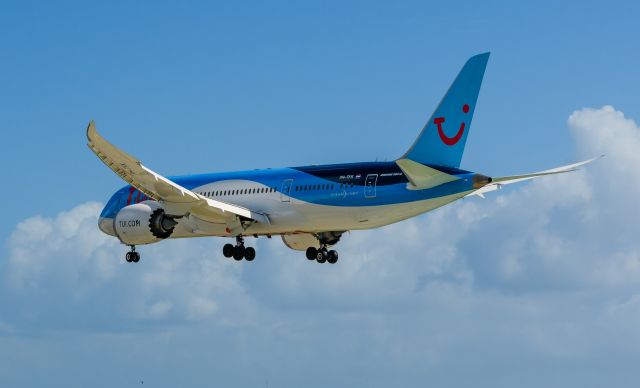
[100, 161, 478, 238]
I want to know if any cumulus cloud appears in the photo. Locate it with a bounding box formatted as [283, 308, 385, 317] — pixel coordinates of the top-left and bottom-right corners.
[2, 106, 640, 387]
[4, 203, 252, 331]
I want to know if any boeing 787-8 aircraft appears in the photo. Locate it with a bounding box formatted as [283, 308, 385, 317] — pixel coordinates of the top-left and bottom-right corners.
[89, 53, 595, 264]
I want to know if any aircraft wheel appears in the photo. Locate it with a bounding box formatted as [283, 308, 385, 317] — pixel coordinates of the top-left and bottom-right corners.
[316, 249, 327, 264]
[223, 243, 234, 258]
[125, 252, 132, 262]
[327, 250, 338, 264]
[244, 247, 256, 261]
[233, 245, 245, 261]
[306, 247, 317, 260]
[132, 252, 140, 263]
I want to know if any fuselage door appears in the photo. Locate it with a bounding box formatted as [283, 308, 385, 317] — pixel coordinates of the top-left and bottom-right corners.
[365, 174, 378, 198]
[281, 179, 294, 202]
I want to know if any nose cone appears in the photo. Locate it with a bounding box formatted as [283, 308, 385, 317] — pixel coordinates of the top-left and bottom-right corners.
[98, 217, 116, 236]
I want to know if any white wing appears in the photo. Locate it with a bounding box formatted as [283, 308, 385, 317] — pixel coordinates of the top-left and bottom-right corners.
[86, 121, 270, 224]
[466, 156, 601, 198]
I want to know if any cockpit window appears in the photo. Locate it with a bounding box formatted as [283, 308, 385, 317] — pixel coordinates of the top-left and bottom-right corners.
[100, 187, 128, 219]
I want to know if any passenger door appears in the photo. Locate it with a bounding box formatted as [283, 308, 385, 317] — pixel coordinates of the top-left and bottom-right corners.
[281, 179, 294, 202]
[364, 174, 378, 198]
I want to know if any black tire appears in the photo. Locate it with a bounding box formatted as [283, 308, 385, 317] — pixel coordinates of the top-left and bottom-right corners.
[132, 252, 140, 263]
[316, 250, 327, 263]
[244, 247, 256, 261]
[125, 252, 132, 262]
[305, 247, 317, 260]
[223, 243, 234, 258]
[327, 250, 338, 264]
[233, 245, 245, 261]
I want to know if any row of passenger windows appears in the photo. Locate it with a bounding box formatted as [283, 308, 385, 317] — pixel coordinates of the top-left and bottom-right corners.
[294, 182, 354, 191]
[197, 182, 357, 197]
[198, 187, 277, 197]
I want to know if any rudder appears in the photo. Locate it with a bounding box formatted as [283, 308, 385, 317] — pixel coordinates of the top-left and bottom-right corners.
[401, 53, 490, 168]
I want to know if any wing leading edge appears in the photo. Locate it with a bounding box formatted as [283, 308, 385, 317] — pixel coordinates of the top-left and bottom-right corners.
[86, 121, 270, 224]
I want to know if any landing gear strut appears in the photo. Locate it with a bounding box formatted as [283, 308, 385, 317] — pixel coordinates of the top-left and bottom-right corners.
[223, 236, 256, 261]
[125, 245, 140, 263]
[305, 245, 338, 264]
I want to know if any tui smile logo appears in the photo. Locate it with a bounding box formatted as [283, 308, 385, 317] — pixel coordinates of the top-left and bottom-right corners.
[435, 104, 469, 146]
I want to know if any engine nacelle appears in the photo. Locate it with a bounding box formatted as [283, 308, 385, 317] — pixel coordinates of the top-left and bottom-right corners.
[281, 231, 343, 251]
[114, 202, 177, 245]
[281, 233, 320, 251]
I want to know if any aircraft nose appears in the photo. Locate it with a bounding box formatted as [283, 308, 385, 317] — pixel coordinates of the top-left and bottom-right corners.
[98, 217, 116, 236]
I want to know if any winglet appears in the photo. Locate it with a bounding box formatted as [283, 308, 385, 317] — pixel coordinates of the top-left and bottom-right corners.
[86, 120, 96, 142]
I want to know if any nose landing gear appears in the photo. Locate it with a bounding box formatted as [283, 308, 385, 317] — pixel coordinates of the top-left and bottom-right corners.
[223, 236, 256, 261]
[125, 246, 140, 263]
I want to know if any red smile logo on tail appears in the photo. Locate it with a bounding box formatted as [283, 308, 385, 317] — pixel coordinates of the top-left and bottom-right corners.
[435, 104, 470, 146]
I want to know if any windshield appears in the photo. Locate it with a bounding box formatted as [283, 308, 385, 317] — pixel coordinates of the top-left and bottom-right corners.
[99, 187, 128, 219]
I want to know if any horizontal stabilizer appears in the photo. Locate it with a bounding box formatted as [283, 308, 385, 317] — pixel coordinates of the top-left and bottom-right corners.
[396, 158, 459, 190]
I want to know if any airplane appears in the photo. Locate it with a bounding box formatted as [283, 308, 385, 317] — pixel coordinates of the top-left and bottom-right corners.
[88, 52, 596, 264]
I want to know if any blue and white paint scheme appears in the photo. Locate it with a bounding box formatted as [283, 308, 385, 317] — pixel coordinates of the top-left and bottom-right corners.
[89, 53, 596, 264]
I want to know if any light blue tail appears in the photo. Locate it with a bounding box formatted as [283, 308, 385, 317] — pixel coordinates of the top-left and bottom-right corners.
[401, 53, 490, 168]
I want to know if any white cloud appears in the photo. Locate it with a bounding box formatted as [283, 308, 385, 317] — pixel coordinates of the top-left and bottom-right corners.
[4, 203, 252, 329]
[2, 105, 640, 387]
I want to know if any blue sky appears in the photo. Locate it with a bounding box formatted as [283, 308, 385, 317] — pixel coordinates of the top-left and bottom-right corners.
[2, 1, 640, 387]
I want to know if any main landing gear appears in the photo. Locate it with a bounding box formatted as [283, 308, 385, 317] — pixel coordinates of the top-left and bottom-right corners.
[125, 245, 140, 263]
[305, 246, 338, 264]
[222, 236, 256, 261]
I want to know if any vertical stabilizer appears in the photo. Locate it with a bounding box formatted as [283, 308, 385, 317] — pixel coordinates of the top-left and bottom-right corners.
[402, 53, 489, 168]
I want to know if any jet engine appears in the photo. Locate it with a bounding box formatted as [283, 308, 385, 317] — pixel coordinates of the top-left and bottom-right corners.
[281, 231, 343, 251]
[281, 233, 321, 251]
[114, 202, 178, 245]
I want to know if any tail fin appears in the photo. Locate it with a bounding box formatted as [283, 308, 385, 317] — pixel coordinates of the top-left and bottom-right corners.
[401, 53, 490, 168]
